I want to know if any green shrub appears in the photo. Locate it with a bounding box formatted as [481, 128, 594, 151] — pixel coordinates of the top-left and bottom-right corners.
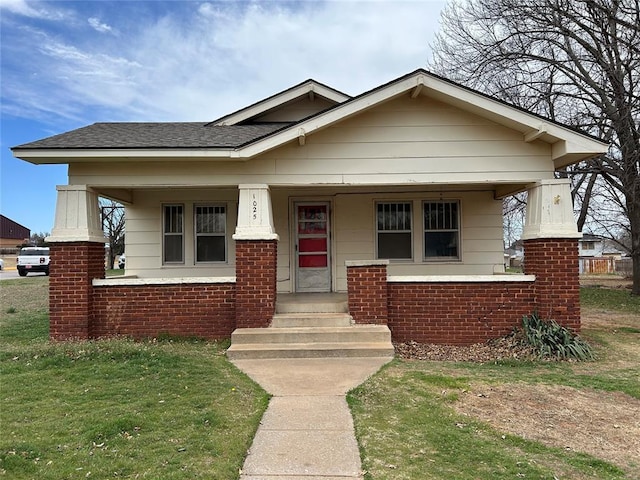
[521, 312, 594, 361]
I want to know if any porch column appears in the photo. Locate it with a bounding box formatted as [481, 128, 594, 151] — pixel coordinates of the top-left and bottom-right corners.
[346, 260, 389, 325]
[522, 179, 581, 330]
[46, 185, 107, 340]
[233, 184, 279, 328]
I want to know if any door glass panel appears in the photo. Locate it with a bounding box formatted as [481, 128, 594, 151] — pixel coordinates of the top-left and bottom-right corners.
[299, 254, 328, 268]
[299, 237, 327, 253]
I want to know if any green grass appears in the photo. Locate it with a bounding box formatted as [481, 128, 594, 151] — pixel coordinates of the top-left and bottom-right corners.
[581, 286, 640, 314]
[348, 364, 626, 479]
[0, 277, 269, 479]
[349, 287, 640, 479]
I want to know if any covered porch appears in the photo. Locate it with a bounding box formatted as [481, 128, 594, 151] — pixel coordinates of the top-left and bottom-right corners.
[45, 178, 581, 344]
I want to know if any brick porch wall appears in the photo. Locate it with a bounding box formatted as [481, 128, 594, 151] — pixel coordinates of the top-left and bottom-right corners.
[346, 263, 388, 324]
[92, 284, 236, 339]
[523, 238, 581, 331]
[49, 242, 105, 340]
[235, 240, 277, 328]
[387, 282, 535, 344]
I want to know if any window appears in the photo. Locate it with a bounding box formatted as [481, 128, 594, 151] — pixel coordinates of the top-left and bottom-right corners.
[423, 201, 460, 260]
[195, 205, 226, 262]
[376, 202, 412, 260]
[582, 241, 595, 250]
[163, 204, 184, 263]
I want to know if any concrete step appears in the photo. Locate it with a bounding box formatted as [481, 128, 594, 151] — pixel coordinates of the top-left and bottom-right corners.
[271, 313, 352, 328]
[227, 324, 394, 360]
[231, 325, 391, 345]
[276, 294, 348, 314]
[226, 341, 395, 360]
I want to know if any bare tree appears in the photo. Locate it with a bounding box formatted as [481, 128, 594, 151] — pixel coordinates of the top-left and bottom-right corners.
[431, 0, 640, 294]
[100, 198, 125, 270]
[503, 192, 527, 248]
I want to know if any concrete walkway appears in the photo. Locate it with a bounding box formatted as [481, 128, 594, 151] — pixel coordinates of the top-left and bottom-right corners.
[231, 357, 392, 479]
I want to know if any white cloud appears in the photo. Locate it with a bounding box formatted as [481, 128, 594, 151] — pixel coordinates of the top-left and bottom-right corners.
[88, 17, 113, 34]
[1, 1, 447, 124]
[0, 0, 67, 20]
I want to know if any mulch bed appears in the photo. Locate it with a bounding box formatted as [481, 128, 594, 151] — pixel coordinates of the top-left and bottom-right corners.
[394, 332, 537, 362]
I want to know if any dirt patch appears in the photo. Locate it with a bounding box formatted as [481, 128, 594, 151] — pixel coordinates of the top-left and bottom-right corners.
[455, 384, 640, 475]
[580, 274, 633, 289]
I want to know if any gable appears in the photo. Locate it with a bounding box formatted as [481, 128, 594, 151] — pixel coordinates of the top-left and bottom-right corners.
[249, 94, 554, 185]
[13, 69, 607, 171]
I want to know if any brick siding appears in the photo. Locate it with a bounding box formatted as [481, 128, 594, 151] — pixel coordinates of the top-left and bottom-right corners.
[235, 240, 277, 328]
[49, 242, 105, 340]
[347, 264, 388, 324]
[387, 281, 535, 344]
[524, 238, 580, 331]
[92, 283, 236, 339]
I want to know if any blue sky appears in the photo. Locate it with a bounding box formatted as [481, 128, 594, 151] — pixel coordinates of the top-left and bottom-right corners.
[0, 0, 446, 234]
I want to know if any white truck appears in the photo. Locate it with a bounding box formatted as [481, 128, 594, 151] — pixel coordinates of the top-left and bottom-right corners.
[17, 246, 50, 276]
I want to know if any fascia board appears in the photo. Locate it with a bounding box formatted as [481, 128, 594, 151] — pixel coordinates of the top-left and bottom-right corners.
[12, 148, 237, 165]
[213, 82, 350, 126]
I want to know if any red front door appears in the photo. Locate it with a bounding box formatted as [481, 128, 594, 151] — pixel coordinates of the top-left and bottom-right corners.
[295, 203, 331, 292]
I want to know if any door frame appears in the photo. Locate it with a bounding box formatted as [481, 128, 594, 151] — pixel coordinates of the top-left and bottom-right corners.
[290, 199, 333, 293]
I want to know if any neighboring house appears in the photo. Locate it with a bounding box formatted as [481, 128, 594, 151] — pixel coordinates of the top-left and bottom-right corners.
[0, 215, 30, 248]
[578, 233, 627, 274]
[12, 69, 607, 344]
[578, 233, 605, 257]
[505, 240, 525, 267]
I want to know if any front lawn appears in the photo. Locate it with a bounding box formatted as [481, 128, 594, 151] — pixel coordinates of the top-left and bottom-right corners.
[0, 277, 269, 479]
[349, 286, 640, 479]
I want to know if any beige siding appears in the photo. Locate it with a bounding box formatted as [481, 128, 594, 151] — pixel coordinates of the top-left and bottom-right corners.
[69, 96, 555, 189]
[124, 189, 237, 278]
[120, 186, 503, 288]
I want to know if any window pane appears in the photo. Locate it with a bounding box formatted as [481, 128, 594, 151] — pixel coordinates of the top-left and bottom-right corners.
[377, 203, 412, 231]
[378, 233, 412, 259]
[164, 205, 183, 234]
[425, 231, 458, 258]
[164, 235, 183, 262]
[196, 206, 225, 234]
[197, 236, 225, 262]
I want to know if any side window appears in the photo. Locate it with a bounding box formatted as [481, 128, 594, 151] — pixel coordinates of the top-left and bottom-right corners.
[195, 205, 226, 263]
[376, 202, 413, 260]
[423, 201, 460, 260]
[163, 204, 184, 264]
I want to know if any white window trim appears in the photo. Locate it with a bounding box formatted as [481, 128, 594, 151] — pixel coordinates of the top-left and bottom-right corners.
[375, 201, 414, 262]
[422, 200, 461, 262]
[163, 203, 185, 265]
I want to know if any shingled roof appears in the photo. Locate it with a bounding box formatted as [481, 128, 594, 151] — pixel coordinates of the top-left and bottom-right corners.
[13, 122, 292, 150]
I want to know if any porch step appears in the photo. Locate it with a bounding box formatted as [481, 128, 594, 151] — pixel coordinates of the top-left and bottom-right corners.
[226, 325, 394, 360]
[271, 313, 352, 328]
[275, 293, 348, 314]
[226, 341, 395, 359]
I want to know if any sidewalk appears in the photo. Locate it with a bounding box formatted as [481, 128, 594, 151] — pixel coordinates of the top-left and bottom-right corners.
[231, 357, 392, 479]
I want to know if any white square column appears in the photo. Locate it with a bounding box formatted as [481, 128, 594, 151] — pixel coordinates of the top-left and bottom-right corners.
[46, 185, 107, 243]
[233, 184, 279, 241]
[522, 179, 582, 240]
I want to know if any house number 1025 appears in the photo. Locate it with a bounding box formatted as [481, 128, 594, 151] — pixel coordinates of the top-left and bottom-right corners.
[252, 194, 258, 220]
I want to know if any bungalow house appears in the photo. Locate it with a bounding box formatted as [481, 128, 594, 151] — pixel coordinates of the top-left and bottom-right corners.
[12, 69, 607, 347]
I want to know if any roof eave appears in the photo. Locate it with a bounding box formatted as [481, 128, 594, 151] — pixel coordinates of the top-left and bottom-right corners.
[12, 148, 240, 165]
